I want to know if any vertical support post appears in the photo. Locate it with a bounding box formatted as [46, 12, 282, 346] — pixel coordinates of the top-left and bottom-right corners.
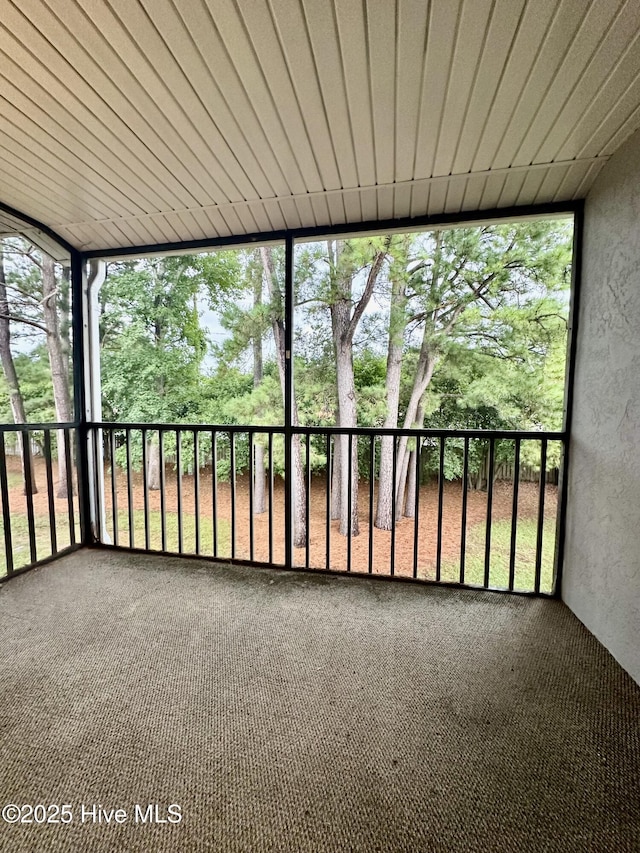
[76, 256, 109, 545]
[554, 204, 583, 597]
[284, 236, 294, 570]
[71, 249, 90, 545]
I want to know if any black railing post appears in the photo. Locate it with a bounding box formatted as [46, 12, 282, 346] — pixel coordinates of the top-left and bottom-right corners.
[0, 434, 13, 575]
[554, 203, 583, 598]
[284, 235, 294, 570]
[71, 249, 91, 545]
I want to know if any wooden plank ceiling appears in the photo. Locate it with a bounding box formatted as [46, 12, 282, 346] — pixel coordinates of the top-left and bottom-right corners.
[0, 0, 639, 253]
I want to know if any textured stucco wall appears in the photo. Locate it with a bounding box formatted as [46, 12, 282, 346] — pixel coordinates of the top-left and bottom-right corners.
[563, 129, 640, 685]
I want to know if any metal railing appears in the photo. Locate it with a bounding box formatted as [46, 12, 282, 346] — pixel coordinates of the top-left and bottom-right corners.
[0, 423, 81, 578]
[88, 422, 565, 595]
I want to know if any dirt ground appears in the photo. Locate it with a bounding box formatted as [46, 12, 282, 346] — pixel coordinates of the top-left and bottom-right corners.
[6, 456, 557, 582]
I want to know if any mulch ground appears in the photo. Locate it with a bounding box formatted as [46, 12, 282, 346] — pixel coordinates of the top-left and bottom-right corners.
[6, 457, 557, 580]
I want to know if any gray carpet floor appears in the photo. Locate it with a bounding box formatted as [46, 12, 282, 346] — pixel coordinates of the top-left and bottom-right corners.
[0, 549, 638, 852]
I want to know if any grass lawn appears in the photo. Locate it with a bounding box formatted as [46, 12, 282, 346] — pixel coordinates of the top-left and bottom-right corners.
[2, 503, 554, 594]
[104, 510, 231, 559]
[0, 511, 80, 578]
[440, 517, 556, 593]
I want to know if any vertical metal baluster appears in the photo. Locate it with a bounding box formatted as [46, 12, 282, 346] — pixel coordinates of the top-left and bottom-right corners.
[535, 439, 548, 594]
[176, 429, 183, 554]
[0, 434, 14, 575]
[390, 435, 397, 576]
[346, 433, 353, 573]
[248, 431, 254, 562]
[110, 428, 118, 546]
[159, 430, 167, 552]
[212, 431, 218, 557]
[460, 437, 469, 584]
[44, 430, 57, 555]
[368, 435, 374, 575]
[22, 429, 37, 564]
[91, 428, 101, 542]
[194, 430, 201, 556]
[413, 437, 421, 579]
[230, 431, 236, 560]
[125, 429, 134, 548]
[305, 433, 311, 568]
[142, 428, 150, 550]
[436, 436, 445, 582]
[484, 438, 495, 588]
[64, 429, 76, 546]
[325, 434, 331, 571]
[268, 431, 274, 565]
[509, 439, 521, 591]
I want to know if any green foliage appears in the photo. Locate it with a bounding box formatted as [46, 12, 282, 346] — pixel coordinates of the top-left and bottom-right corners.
[0, 345, 55, 424]
[100, 253, 239, 424]
[0, 221, 572, 494]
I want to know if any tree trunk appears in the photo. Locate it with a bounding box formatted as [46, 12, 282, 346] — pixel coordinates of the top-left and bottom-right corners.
[394, 347, 438, 517]
[403, 403, 424, 519]
[330, 430, 341, 520]
[329, 242, 359, 537]
[252, 254, 266, 514]
[147, 437, 160, 490]
[334, 334, 359, 537]
[260, 247, 305, 547]
[328, 238, 389, 537]
[375, 248, 408, 530]
[42, 257, 74, 497]
[254, 442, 266, 514]
[0, 246, 37, 494]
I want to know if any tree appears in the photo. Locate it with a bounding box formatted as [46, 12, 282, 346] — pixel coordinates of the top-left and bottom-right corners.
[100, 252, 239, 485]
[373, 221, 571, 523]
[41, 257, 73, 496]
[376, 234, 413, 529]
[0, 240, 75, 496]
[0, 244, 37, 493]
[260, 247, 306, 548]
[296, 238, 390, 536]
[251, 252, 266, 515]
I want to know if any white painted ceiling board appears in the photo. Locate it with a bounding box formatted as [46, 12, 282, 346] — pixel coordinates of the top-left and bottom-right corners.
[512, 0, 625, 167]
[105, 0, 252, 203]
[427, 181, 448, 216]
[413, 0, 462, 180]
[394, 0, 430, 184]
[497, 172, 528, 209]
[471, 0, 559, 173]
[392, 184, 412, 221]
[270, 0, 342, 192]
[460, 175, 487, 212]
[235, 0, 324, 194]
[0, 60, 170, 216]
[342, 191, 362, 227]
[442, 179, 466, 215]
[366, 0, 397, 186]
[334, 0, 377, 189]
[0, 140, 122, 222]
[492, 0, 592, 170]
[515, 169, 549, 208]
[14, 0, 205, 210]
[409, 183, 430, 220]
[140, 0, 278, 200]
[182, 0, 300, 197]
[0, 155, 88, 225]
[577, 69, 640, 159]
[0, 0, 639, 252]
[432, 0, 494, 178]
[479, 174, 507, 210]
[451, 0, 525, 175]
[301, 0, 359, 190]
[535, 164, 571, 203]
